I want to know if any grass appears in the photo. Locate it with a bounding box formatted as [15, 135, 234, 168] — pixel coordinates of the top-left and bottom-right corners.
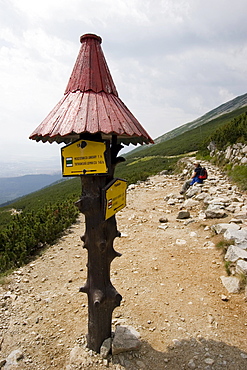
[224, 261, 232, 276]
[215, 239, 233, 254]
[127, 106, 247, 160]
[0, 272, 12, 284]
[238, 273, 247, 288]
[115, 155, 178, 184]
[227, 165, 247, 191]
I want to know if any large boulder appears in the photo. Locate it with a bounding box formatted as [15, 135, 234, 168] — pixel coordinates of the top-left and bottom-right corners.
[212, 223, 240, 235]
[183, 199, 200, 209]
[220, 276, 240, 293]
[225, 245, 247, 263]
[207, 197, 230, 206]
[195, 192, 208, 201]
[205, 209, 227, 219]
[186, 186, 202, 198]
[224, 229, 247, 245]
[236, 260, 247, 275]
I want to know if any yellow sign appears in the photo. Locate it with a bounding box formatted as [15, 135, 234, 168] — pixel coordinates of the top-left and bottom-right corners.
[61, 140, 108, 176]
[103, 178, 127, 220]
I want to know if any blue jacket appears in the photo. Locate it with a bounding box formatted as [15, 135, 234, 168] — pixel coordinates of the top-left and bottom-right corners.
[190, 166, 203, 185]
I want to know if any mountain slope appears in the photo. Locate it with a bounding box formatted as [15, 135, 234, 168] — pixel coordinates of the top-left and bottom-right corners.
[155, 92, 247, 144]
[0, 173, 63, 205]
[122, 105, 247, 163]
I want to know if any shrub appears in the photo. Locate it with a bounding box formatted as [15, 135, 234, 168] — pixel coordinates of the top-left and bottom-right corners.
[227, 165, 247, 191]
[0, 199, 79, 274]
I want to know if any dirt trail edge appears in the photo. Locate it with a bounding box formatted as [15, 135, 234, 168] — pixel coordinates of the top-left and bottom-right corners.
[0, 160, 247, 370]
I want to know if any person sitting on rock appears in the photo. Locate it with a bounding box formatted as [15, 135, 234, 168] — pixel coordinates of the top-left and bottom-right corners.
[180, 162, 204, 194]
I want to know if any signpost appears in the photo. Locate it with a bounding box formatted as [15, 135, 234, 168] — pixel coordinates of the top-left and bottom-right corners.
[75, 139, 124, 352]
[103, 178, 127, 220]
[61, 139, 108, 176]
[29, 33, 153, 354]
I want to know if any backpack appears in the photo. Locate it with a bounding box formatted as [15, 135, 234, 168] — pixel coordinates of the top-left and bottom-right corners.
[198, 167, 208, 180]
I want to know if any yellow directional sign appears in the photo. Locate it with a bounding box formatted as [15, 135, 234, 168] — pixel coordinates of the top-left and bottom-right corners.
[103, 178, 127, 220]
[61, 140, 108, 176]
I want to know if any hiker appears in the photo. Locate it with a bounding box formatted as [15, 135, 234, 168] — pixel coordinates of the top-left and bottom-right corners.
[180, 162, 206, 194]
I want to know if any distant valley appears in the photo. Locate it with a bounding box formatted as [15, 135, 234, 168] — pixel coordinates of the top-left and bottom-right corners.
[0, 173, 62, 205]
[1, 156, 61, 178]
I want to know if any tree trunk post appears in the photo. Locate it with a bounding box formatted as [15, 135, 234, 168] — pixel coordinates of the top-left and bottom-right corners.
[75, 138, 123, 353]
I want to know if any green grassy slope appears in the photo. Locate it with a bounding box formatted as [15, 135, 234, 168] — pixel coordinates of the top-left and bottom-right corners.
[155, 93, 247, 144]
[126, 105, 247, 159]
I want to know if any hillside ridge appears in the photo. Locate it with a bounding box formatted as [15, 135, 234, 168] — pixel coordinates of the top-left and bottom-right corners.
[155, 92, 247, 144]
[0, 173, 63, 206]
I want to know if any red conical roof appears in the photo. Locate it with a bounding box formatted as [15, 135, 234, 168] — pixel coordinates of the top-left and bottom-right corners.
[29, 33, 153, 145]
[65, 34, 118, 96]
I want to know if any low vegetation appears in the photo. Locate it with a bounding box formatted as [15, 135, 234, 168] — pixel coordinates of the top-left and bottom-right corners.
[128, 106, 247, 160]
[0, 198, 79, 274]
[115, 155, 178, 184]
[199, 111, 247, 191]
[205, 112, 247, 150]
[227, 165, 247, 191]
[0, 178, 81, 230]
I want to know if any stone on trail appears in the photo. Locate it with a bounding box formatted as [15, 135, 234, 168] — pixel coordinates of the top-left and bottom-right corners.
[176, 239, 187, 246]
[4, 349, 23, 369]
[234, 211, 247, 220]
[212, 223, 240, 235]
[67, 346, 88, 369]
[176, 210, 190, 219]
[167, 198, 176, 205]
[224, 228, 247, 246]
[112, 325, 141, 355]
[205, 209, 228, 219]
[190, 231, 198, 238]
[100, 337, 112, 358]
[236, 259, 247, 275]
[207, 203, 225, 211]
[208, 196, 230, 205]
[220, 276, 240, 293]
[158, 224, 169, 231]
[186, 186, 202, 198]
[159, 217, 168, 223]
[183, 199, 200, 209]
[203, 241, 215, 249]
[225, 245, 247, 263]
[195, 192, 208, 201]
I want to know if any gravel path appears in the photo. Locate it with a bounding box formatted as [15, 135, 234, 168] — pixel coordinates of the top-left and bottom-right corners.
[0, 161, 247, 369]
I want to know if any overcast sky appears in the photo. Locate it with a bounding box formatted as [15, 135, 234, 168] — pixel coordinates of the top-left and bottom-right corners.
[1, 0, 247, 172]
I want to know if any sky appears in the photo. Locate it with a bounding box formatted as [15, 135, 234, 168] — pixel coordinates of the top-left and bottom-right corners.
[1, 0, 247, 174]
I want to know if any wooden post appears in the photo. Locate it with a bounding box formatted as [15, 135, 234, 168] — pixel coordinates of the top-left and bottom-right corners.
[75, 138, 123, 353]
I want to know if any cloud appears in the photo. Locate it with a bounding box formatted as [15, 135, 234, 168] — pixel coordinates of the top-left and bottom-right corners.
[1, 0, 247, 171]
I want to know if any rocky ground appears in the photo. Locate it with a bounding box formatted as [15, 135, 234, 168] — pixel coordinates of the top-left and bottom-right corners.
[0, 158, 247, 370]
